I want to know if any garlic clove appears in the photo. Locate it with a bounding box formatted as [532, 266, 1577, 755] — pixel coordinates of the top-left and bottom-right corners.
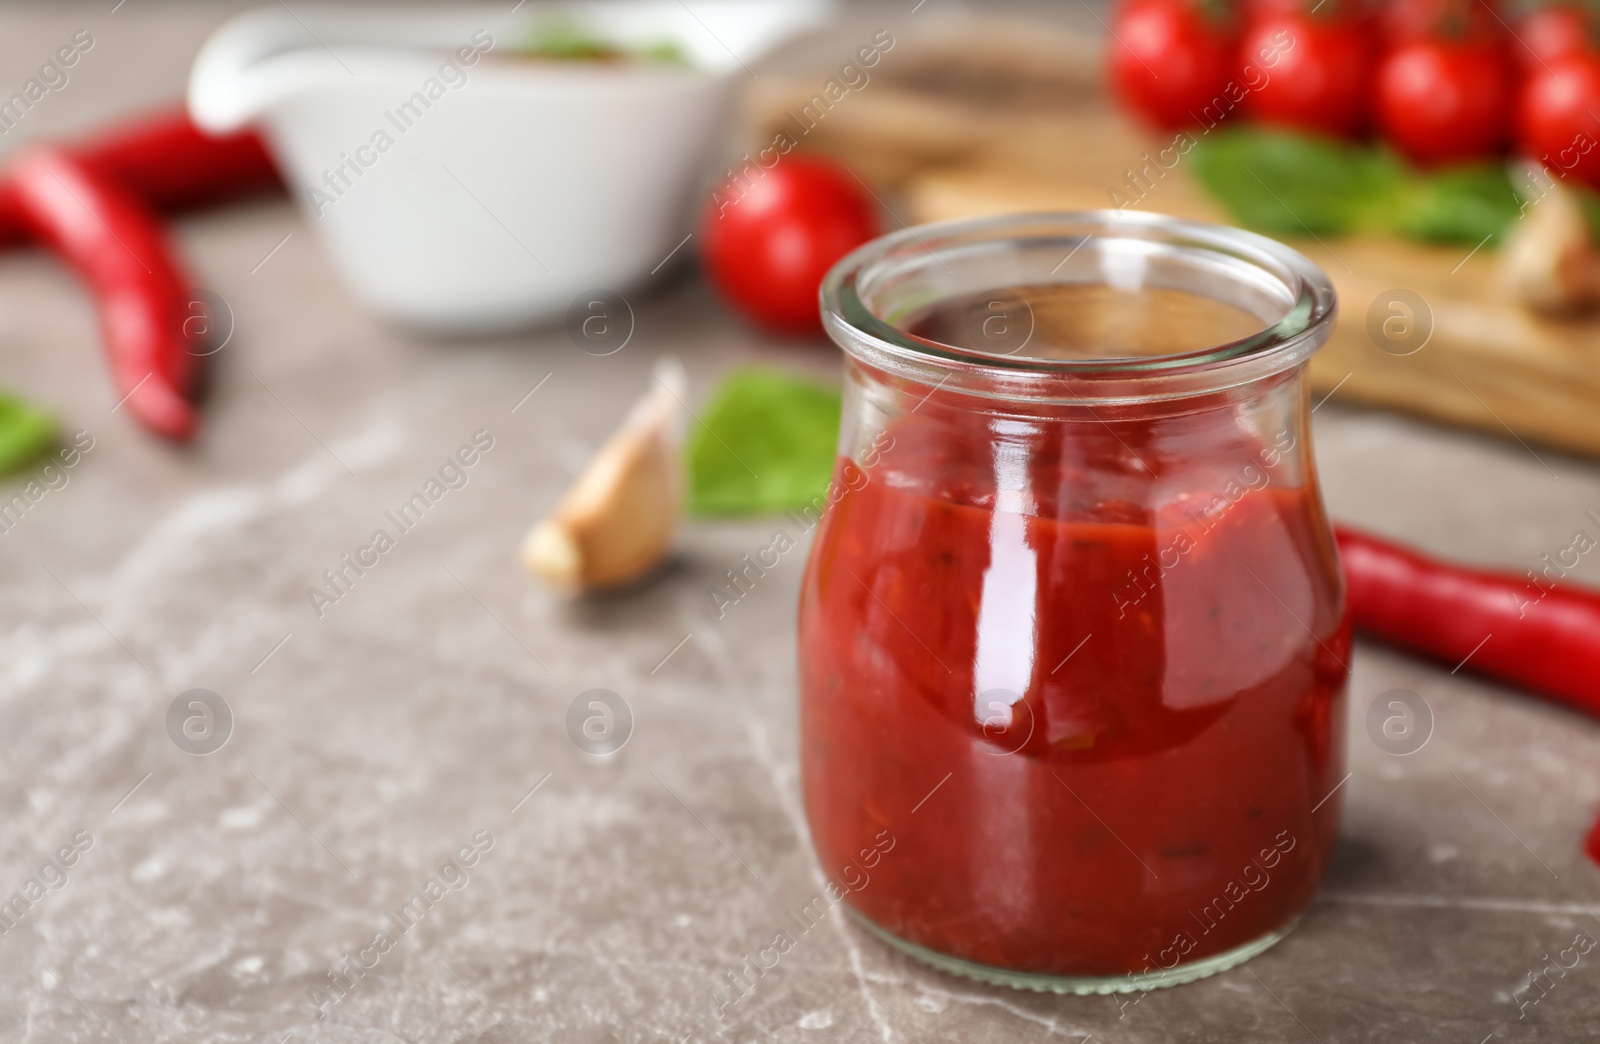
[521, 357, 686, 592]
[1503, 170, 1600, 316]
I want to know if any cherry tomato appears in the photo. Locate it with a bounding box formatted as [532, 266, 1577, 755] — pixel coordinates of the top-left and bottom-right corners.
[1519, 52, 1600, 189]
[1517, 3, 1593, 73]
[1241, 8, 1375, 138]
[700, 155, 878, 334]
[1108, 0, 1239, 131]
[1376, 36, 1513, 165]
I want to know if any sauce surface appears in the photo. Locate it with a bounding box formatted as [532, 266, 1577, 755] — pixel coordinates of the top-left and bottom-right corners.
[902, 282, 1270, 362]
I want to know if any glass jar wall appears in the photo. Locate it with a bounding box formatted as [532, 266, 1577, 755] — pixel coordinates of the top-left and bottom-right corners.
[798, 212, 1349, 993]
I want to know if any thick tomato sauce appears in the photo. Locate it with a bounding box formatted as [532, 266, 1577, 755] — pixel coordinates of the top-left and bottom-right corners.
[798, 410, 1348, 978]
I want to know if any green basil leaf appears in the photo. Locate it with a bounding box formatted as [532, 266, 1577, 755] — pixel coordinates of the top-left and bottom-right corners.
[1190, 128, 1402, 237]
[687, 368, 841, 517]
[1191, 128, 1520, 247]
[1392, 163, 1521, 246]
[0, 389, 57, 478]
[518, 22, 689, 65]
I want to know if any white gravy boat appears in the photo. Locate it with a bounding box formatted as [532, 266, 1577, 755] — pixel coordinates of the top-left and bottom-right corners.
[189, 2, 828, 333]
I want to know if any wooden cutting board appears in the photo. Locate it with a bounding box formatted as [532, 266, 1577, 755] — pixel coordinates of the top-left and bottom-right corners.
[744, 20, 1600, 458]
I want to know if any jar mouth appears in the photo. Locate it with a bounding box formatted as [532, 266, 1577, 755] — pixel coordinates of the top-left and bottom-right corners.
[820, 210, 1337, 404]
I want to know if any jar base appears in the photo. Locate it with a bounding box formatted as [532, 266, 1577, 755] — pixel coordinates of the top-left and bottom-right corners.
[848, 908, 1301, 995]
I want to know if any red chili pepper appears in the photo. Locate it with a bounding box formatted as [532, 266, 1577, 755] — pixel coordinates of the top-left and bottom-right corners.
[1335, 524, 1600, 866]
[0, 108, 280, 248]
[8, 147, 205, 440]
[1335, 524, 1600, 715]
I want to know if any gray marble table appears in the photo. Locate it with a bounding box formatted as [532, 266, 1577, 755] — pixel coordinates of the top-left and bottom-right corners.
[1, 3, 1598, 1041]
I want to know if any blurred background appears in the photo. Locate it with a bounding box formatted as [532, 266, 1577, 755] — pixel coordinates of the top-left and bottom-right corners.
[2, 2, 1600, 1042]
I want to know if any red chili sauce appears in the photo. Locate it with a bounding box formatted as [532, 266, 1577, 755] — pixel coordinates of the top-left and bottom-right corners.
[798, 402, 1349, 979]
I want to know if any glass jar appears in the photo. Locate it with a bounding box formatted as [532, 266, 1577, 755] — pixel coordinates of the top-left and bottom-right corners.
[799, 212, 1349, 994]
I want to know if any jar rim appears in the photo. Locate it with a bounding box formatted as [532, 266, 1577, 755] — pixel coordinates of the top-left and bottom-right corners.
[819, 210, 1338, 404]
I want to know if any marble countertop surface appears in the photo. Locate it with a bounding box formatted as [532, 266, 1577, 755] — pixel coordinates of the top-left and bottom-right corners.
[1, 3, 1598, 1042]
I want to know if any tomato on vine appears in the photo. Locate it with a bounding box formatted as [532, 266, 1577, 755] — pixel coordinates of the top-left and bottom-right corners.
[1241, 1, 1375, 138]
[1108, 0, 1240, 131]
[1375, 34, 1513, 165]
[1519, 52, 1600, 189]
